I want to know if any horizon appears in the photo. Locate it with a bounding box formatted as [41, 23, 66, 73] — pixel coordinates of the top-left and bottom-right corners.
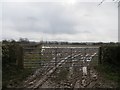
[1, 38, 119, 43]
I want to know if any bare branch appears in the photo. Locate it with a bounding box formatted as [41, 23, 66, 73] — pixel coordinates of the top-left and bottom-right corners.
[118, 1, 120, 7]
[98, 0, 120, 7]
[98, 0, 106, 6]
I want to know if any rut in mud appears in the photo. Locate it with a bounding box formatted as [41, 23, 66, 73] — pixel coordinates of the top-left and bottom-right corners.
[22, 46, 103, 88]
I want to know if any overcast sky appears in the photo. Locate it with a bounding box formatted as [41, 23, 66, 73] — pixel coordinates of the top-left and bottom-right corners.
[1, 0, 118, 42]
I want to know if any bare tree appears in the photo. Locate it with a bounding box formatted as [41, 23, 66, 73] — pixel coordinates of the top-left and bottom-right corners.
[98, 0, 120, 7]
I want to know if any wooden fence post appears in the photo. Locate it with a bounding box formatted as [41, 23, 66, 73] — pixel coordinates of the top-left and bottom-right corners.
[16, 46, 24, 69]
[98, 46, 102, 64]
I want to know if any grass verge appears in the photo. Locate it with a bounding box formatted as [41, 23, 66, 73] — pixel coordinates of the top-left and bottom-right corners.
[90, 55, 120, 88]
[96, 63, 120, 87]
[2, 65, 34, 88]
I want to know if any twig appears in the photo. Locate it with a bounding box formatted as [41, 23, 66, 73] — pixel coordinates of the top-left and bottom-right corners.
[98, 0, 106, 6]
[118, 1, 120, 7]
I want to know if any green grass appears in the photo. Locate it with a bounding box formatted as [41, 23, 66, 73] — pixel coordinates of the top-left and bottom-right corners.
[90, 56, 98, 67]
[96, 63, 120, 87]
[97, 64, 120, 82]
[90, 55, 120, 87]
[2, 66, 34, 88]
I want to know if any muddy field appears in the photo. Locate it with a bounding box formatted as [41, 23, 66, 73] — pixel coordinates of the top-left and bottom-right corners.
[22, 46, 103, 88]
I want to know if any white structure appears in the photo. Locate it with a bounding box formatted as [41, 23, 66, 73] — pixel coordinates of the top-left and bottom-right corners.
[82, 66, 87, 75]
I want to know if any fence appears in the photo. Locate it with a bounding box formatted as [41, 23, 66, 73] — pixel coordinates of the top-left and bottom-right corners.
[23, 46, 99, 69]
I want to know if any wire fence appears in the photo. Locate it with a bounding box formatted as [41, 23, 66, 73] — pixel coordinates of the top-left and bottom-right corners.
[23, 46, 99, 69]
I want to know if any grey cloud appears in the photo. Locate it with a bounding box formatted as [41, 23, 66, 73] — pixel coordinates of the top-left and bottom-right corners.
[2, 2, 118, 42]
[3, 3, 79, 35]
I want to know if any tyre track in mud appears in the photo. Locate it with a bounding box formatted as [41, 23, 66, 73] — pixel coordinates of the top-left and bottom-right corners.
[24, 53, 81, 89]
[23, 47, 98, 89]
